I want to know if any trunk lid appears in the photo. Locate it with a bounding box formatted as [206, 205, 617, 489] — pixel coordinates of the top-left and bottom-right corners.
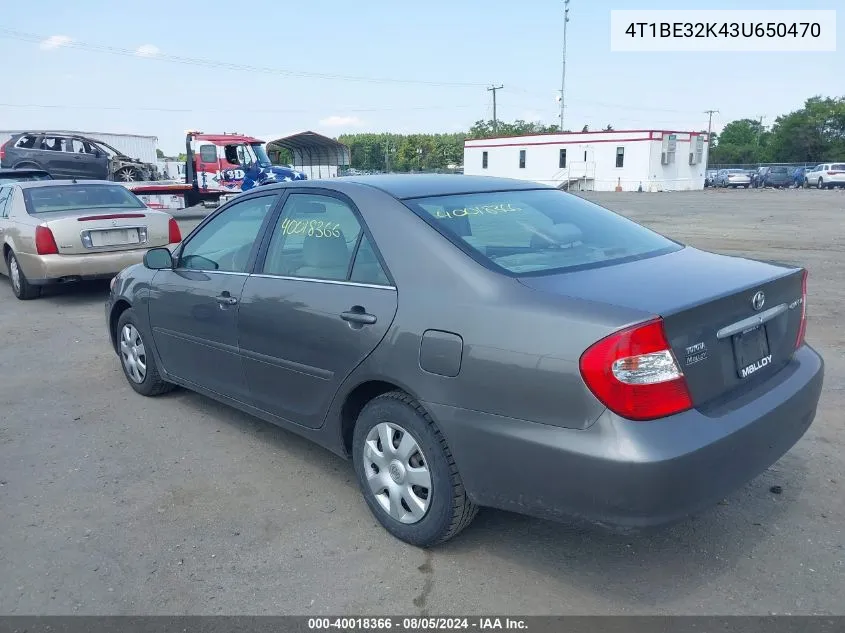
[519, 246, 806, 408]
[40, 209, 162, 255]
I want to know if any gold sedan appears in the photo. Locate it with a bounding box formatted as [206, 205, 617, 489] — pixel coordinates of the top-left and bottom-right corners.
[0, 180, 182, 300]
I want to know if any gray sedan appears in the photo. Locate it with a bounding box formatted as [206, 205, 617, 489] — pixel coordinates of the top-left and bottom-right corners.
[105, 175, 824, 546]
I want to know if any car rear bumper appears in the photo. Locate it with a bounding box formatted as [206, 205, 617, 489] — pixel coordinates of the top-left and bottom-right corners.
[17, 245, 175, 285]
[427, 344, 824, 529]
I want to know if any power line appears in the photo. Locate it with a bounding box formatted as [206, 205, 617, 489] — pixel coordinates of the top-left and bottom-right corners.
[0, 101, 481, 114]
[0, 28, 487, 88]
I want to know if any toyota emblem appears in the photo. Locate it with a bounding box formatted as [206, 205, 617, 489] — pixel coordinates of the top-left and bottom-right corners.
[751, 291, 765, 311]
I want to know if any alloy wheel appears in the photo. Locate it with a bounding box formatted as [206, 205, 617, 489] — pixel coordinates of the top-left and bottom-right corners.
[9, 256, 21, 295]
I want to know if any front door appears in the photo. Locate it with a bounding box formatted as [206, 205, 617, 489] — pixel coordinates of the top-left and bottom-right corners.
[69, 138, 110, 179]
[238, 191, 398, 428]
[147, 193, 280, 402]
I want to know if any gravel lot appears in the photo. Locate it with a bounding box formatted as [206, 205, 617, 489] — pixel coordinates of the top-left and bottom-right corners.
[1, 188, 843, 615]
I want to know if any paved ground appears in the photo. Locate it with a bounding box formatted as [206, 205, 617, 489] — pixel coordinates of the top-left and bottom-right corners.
[1, 188, 843, 615]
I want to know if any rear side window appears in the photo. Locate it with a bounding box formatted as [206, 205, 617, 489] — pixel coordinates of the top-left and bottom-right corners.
[14, 135, 38, 149]
[23, 184, 146, 214]
[831, 164, 845, 170]
[262, 193, 363, 280]
[199, 144, 218, 163]
[407, 189, 681, 276]
[39, 137, 69, 152]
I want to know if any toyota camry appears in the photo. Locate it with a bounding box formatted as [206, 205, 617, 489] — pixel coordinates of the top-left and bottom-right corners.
[105, 175, 824, 546]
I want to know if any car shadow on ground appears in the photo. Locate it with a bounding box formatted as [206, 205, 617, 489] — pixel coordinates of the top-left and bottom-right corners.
[161, 385, 807, 606]
[36, 279, 112, 304]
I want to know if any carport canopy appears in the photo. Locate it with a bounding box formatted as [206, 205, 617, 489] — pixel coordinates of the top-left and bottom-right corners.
[266, 131, 350, 180]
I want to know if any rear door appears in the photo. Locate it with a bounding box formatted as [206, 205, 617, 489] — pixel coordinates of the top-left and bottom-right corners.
[237, 190, 398, 428]
[147, 193, 280, 402]
[70, 138, 109, 179]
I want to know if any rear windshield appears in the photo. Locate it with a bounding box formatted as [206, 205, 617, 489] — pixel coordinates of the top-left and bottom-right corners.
[0, 173, 52, 184]
[832, 164, 845, 170]
[23, 184, 146, 214]
[770, 166, 788, 173]
[406, 189, 681, 276]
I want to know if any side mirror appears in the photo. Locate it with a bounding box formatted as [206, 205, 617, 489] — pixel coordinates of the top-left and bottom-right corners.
[143, 247, 173, 270]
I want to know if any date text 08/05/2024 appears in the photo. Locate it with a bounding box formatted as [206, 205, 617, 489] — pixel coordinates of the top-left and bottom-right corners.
[307, 617, 528, 630]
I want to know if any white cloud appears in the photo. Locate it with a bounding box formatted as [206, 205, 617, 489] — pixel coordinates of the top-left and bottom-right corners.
[135, 44, 160, 57]
[319, 115, 363, 128]
[40, 35, 72, 51]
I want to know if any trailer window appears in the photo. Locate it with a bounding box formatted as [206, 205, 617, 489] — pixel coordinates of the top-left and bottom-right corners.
[559, 149, 567, 169]
[482, 151, 488, 169]
[199, 145, 218, 163]
[615, 147, 624, 168]
[519, 150, 526, 169]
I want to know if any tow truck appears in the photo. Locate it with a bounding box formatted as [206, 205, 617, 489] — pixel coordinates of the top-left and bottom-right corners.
[123, 131, 307, 212]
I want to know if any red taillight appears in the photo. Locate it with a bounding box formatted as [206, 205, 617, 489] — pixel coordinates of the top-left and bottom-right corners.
[795, 270, 808, 349]
[0, 140, 8, 161]
[579, 317, 693, 421]
[34, 225, 59, 255]
[168, 217, 182, 243]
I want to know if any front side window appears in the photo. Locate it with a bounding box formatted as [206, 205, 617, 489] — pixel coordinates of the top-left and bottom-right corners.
[178, 195, 277, 273]
[262, 193, 389, 284]
[23, 184, 146, 214]
[407, 189, 681, 276]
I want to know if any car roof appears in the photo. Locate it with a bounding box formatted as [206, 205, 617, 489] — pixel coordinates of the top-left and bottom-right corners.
[15, 179, 118, 189]
[333, 174, 552, 200]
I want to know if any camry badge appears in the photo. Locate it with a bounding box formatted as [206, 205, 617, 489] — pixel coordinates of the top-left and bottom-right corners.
[752, 291, 765, 311]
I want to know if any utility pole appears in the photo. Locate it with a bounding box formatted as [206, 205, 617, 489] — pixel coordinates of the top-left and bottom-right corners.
[704, 109, 718, 164]
[559, 0, 571, 131]
[487, 84, 504, 134]
[757, 115, 766, 147]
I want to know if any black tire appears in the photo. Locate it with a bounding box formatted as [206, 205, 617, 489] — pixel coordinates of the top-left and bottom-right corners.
[352, 391, 478, 547]
[6, 250, 41, 300]
[115, 308, 175, 396]
[818, 178, 824, 189]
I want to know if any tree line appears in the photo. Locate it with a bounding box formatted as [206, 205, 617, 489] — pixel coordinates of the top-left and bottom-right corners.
[335, 120, 616, 173]
[334, 95, 844, 172]
[708, 96, 845, 165]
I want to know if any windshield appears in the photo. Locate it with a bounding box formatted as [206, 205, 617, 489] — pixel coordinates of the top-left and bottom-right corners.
[770, 166, 788, 173]
[249, 143, 273, 167]
[23, 184, 146, 214]
[406, 189, 682, 276]
[0, 173, 52, 184]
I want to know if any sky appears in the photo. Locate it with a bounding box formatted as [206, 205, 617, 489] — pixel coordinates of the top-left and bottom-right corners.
[0, 0, 841, 155]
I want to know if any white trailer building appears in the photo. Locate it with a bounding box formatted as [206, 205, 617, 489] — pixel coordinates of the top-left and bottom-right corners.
[464, 129, 709, 192]
[0, 130, 159, 165]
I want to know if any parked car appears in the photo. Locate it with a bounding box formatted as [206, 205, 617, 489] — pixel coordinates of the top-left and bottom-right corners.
[704, 169, 718, 187]
[104, 175, 823, 546]
[0, 132, 158, 183]
[0, 180, 181, 300]
[755, 166, 792, 188]
[0, 167, 53, 184]
[717, 169, 751, 188]
[804, 163, 845, 189]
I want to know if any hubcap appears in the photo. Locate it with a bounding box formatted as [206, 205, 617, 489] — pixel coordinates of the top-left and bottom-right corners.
[119, 324, 147, 383]
[9, 256, 20, 294]
[363, 422, 432, 524]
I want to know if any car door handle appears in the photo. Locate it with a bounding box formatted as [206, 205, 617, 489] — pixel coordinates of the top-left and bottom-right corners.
[341, 309, 377, 325]
[216, 295, 238, 306]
